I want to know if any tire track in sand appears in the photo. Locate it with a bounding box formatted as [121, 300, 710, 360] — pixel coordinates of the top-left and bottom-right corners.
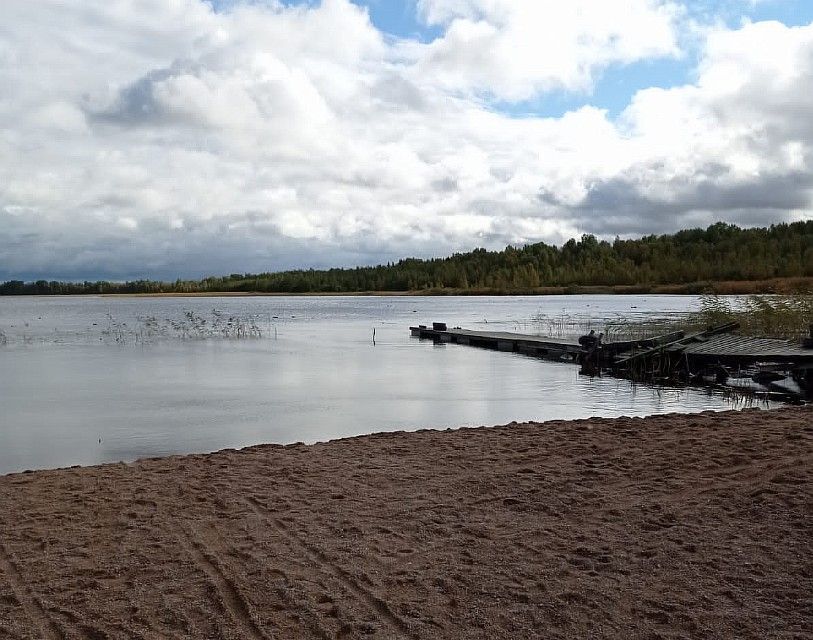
[174, 523, 270, 640]
[196, 522, 334, 640]
[0, 541, 65, 640]
[246, 496, 416, 639]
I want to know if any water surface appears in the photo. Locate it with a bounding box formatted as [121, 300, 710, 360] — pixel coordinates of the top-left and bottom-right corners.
[0, 295, 755, 474]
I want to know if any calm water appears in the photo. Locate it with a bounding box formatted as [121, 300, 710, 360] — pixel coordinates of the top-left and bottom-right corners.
[0, 295, 755, 474]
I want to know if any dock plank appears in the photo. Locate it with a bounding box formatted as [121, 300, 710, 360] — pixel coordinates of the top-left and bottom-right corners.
[442, 329, 579, 348]
[682, 334, 813, 359]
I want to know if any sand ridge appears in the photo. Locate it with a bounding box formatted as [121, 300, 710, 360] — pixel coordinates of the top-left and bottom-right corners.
[0, 407, 811, 638]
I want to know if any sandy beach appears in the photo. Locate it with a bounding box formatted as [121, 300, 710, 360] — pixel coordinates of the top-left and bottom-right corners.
[0, 407, 810, 639]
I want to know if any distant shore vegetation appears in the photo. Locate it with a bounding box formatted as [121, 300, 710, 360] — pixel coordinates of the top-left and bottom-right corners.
[3, 221, 812, 296]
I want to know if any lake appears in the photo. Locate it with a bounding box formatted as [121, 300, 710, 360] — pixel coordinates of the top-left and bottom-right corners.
[0, 294, 759, 474]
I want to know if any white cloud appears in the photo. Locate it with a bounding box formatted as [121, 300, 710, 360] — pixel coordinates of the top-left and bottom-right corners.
[0, 0, 810, 279]
[573, 19, 813, 232]
[410, 0, 682, 99]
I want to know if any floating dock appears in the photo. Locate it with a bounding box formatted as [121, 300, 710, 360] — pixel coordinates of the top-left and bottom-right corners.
[410, 323, 683, 362]
[678, 335, 813, 364]
[410, 325, 583, 359]
[411, 322, 813, 398]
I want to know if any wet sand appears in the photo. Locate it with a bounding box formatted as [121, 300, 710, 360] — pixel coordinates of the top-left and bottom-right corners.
[0, 407, 810, 639]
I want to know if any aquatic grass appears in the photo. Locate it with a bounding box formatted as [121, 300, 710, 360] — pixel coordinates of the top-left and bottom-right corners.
[103, 310, 128, 343]
[135, 309, 265, 341]
[694, 294, 813, 339]
[539, 294, 812, 343]
[531, 312, 689, 342]
[531, 313, 576, 337]
[600, 317, 688, 342]
[96, 309, 267, 344]
[0, 308, 270, 346]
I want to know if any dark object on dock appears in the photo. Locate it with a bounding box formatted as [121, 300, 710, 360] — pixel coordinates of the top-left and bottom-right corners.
[803, 324, 813, 349]
[433, 322, 447, 331]
[578, 330, 600, 350]
[577, 330, 606, 375]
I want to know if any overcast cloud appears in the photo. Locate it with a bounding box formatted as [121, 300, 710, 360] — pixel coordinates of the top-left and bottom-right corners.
[0, 0, 811, 280]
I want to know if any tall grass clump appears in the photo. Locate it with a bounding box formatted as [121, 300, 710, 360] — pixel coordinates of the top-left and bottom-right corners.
[694, 294, 813, 339]
[531, 312, 688, 342]
[136, 309, 264, 341]
[600, 318, 687, 343]
[97, 309, 265, 344]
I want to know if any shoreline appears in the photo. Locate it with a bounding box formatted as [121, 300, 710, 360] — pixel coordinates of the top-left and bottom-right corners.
[1, 275, 811, 298]
[0, 402, 802, 479]
[1, 406, 810, 638]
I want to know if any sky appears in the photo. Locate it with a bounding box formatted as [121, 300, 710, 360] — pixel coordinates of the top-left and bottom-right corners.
[1, 0, 812, 280]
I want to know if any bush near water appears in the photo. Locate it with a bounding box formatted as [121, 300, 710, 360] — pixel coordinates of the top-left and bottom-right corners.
[2, 221, 812, 295]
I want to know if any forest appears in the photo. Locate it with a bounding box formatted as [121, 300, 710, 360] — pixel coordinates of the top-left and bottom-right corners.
[2, 221, 812, 295]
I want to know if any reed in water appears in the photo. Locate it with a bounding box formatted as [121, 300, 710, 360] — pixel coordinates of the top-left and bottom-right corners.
[693, 294, 813, 340]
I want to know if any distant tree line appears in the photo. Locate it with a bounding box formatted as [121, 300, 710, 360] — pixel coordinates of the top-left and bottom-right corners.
[3, 221, 812, 296]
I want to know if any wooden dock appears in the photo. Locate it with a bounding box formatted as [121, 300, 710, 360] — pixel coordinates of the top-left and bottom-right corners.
[613, 322, 813, 367]
[411, 322, 813, 398]
[411, 326, 586, 359]
[678, 335, 813, 363]
[409, 324, 681, 362]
